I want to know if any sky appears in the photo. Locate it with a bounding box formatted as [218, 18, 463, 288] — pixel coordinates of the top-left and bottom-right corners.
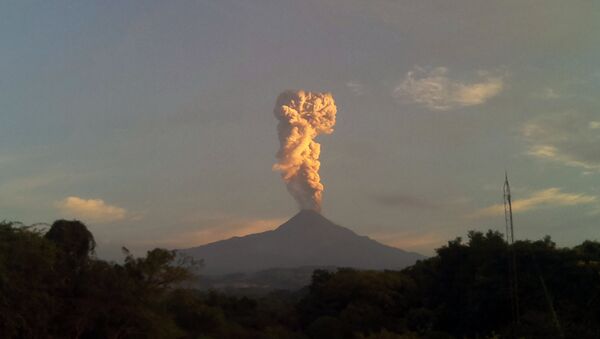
[1, 1, 599, 259]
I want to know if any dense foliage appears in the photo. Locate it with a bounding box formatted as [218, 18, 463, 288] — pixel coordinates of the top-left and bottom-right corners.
[0, 220, 194, 338]
[1, 220, 599, 338]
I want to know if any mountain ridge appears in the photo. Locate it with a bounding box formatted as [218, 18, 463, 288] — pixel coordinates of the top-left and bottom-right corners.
[181, 210, 425, 275]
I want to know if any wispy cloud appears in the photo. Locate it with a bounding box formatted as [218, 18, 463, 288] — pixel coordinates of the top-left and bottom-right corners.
[1, 174, 64, 196]
[393, 67, 504, 110]
[346, 81, 365, 95]
[537, 87, 560, 99]
[589, 121, 600, 129]
[522, 111, 600, 171]
[56, 196, 128, 223]
[373, 230, 443, 254]
[372, 193, 438, 210]
[471, 188, 597, 218]
[158, 216, 287, 248]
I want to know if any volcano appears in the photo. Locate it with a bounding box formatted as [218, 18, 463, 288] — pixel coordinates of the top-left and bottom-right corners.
[181, 210, 424, 275]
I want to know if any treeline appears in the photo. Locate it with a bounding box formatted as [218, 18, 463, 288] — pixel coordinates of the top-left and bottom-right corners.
[1, 220, 599, 338]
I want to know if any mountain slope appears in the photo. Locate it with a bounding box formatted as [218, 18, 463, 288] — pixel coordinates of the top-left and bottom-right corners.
[181, 210, 425, 275]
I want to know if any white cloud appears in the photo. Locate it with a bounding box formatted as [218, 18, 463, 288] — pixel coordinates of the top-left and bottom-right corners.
[394, 67, 504, 110]
[522, 111, 600, 171]
[471, 188, 597, 218]
[56, 196, 127, 223]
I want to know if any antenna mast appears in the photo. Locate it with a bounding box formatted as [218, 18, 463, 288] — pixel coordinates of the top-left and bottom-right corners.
[503, 172, 515, 244]
[503, 172, 520, 326]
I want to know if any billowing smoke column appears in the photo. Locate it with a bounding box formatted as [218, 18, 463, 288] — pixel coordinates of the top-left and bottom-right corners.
[273, 90, 337, 212]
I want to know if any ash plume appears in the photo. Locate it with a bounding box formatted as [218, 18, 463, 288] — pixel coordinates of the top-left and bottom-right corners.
[273, 90, 337, 212]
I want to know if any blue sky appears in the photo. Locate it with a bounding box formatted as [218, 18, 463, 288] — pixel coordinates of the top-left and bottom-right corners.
[1, 1, 599, 259]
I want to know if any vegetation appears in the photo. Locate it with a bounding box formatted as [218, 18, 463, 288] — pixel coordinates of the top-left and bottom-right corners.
[1, 220, 599, 338]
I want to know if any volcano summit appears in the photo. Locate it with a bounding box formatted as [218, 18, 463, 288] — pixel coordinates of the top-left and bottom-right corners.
[181, 210, 424, 276]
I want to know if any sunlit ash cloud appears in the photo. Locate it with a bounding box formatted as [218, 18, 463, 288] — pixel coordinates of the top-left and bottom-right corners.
[273, 90, 337, 212]
[394, 66, 504, 110]
[56, 196, 127, 223]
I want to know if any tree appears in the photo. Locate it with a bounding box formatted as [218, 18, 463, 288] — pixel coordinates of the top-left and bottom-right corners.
[0, 221, 59, 338]
[45, 219, 96, 266]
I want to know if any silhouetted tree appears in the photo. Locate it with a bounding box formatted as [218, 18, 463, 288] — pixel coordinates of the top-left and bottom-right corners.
[45, 219, 95, 265]
[0, 221, 58, 338]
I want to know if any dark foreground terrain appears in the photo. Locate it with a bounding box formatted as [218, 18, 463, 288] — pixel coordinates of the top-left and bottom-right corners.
[1, 219, 599, 338]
